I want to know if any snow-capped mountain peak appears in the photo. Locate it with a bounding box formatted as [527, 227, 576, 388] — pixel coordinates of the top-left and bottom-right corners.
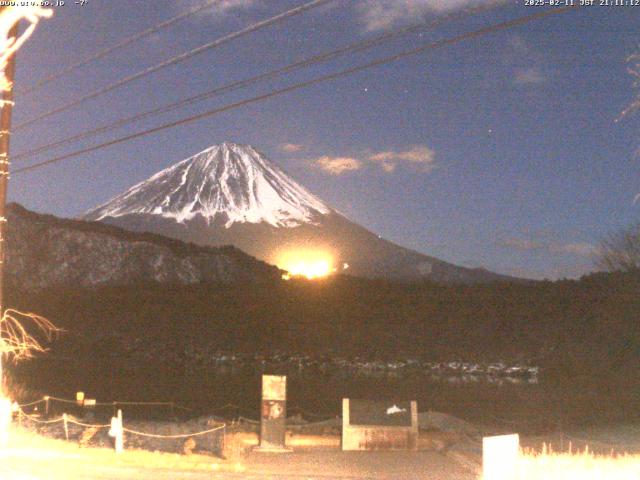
[85, 142, 332, 228]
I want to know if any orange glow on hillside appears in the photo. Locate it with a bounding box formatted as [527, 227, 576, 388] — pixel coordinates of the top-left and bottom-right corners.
[276, 250, 335, 280]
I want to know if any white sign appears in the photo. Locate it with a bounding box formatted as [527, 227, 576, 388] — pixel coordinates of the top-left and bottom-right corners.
[262, 375, 286, 401]
[483, 433, 519, 480]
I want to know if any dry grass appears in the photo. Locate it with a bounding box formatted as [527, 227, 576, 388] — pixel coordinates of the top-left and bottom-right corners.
[482, 446, 640, 480]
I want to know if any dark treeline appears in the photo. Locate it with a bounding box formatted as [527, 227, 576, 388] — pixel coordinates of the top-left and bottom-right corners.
[8, 270, 640, 370]
[6, 271, 640, 428]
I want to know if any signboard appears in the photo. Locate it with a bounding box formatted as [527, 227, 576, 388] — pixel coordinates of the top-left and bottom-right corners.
[263, 375, 286, 401]
[256, 375, 291, 452]
[483, 434, 520, 480]
[349, 399, 413, 426]
[342, 398, 418, 451]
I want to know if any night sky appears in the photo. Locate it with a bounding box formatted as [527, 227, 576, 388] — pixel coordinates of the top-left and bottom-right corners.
[8, 0, 640, 280]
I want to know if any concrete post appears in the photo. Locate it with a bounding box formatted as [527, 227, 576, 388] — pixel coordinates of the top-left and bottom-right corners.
[341, 398, 349, 450]
[255, 375, 290, 452]
[410, 401, 418, 451]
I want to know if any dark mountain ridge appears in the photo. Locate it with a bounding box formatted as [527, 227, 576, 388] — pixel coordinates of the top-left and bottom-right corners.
[5, 202, 281, 290]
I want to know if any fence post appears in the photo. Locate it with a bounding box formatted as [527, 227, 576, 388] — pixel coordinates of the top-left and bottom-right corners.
[110, 408, 124, 454]
[221, 425, 226, 458]
[63, 413, 69, 441]
[116, 409, 124, 453]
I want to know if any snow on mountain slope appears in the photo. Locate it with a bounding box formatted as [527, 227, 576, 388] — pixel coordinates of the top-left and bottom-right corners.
[84, 141, 524, 284]
[85, 142, 331, 228]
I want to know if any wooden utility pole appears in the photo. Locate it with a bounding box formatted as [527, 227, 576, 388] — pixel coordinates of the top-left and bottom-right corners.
[0, 20, 17, 319]
[0, 18, 18, 394]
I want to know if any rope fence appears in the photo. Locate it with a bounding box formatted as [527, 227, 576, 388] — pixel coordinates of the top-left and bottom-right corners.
[65, 417, 111, 429]
[42, 396, 188, 409]
[237, 416, 260, 425]
[288, 405, 337, 421]
[123, 424, 225, 439]
[16, 406, 227, 455]
[17, 398, 46, 408]
[17, 408, 224, 435]
[19, 411, 66, 425]
[18, 395, 340, 424]
[17, 395, 193, 421]
[13, 395, 228, 456]
[21, 395, 635, 468]
[11, 391, 347, 459]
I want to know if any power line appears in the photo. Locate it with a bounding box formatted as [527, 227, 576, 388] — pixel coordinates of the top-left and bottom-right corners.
[18, 0, 230, 96]
[13, 0, 336, 131]
[13, 7, 576, 176]
[13, 2, 501, 163]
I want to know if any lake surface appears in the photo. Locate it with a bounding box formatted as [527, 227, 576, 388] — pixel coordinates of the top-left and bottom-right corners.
[13, 356, 565, 433]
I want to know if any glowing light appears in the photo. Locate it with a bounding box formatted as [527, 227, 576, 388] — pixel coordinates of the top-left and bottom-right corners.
[276, 250, 334, 280]
[285, 259, 331, 279]
[0, 398, 10, 447]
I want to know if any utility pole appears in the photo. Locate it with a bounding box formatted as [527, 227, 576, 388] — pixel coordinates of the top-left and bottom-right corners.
[0, 17, 18, 394]
[0, 20, 17, 313]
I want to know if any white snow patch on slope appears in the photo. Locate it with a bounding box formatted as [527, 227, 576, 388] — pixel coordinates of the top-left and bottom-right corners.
[85, 142, 332, 228]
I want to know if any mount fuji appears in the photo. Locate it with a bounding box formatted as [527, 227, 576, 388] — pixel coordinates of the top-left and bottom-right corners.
[84, 142, 515, 283]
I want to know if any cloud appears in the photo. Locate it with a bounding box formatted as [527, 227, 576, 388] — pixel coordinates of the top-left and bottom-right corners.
[312, 144, 436, 175]
[357, 0, 503, 32]
[314, 156, 362, 175]
[279, 143, 305, 153]
[514, 66, 546, 85]
[368, 145, 436, 173]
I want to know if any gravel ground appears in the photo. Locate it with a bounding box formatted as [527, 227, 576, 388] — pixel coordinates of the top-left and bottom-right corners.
[0, 449, 478, 480]
[0, 426, 478, 480]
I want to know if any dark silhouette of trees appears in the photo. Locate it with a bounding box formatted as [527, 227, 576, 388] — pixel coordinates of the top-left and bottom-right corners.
[598, 223, 640, 272]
